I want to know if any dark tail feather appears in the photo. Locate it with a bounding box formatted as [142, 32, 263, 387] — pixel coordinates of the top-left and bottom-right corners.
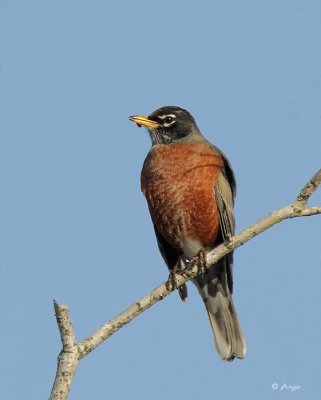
[193, 259, 246, 361]
[178, 283, 188, 302]
[204, 287, 246, 360]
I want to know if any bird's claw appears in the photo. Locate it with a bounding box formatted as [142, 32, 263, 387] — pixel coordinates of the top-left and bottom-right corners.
[166, 259, 185, 291]
[166, 270, 179, 291]
[197, 248, 207, 276]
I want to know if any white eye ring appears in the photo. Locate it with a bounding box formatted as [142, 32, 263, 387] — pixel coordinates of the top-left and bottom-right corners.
[160, 114, 176, 127]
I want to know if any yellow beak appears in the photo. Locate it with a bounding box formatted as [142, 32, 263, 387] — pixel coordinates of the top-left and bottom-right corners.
[129, 115, 160, 129]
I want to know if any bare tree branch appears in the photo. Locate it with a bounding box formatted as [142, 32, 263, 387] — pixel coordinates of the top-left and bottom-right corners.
[49, 168, 321, 400]
[50, 302, 79, 400]
[295, 168, 321, 206]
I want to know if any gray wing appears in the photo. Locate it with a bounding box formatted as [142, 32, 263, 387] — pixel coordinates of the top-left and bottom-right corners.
[213, 147, 236, 242]
[214, 172, 235, 241]
[213, 147, 236, 293]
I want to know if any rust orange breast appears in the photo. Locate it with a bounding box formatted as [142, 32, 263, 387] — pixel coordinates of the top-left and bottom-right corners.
[141, 142, 223, 255]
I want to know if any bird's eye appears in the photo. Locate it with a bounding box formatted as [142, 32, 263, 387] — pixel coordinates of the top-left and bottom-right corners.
[157, 114, 176, 126]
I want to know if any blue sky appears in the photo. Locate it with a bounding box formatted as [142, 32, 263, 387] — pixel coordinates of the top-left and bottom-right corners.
[1, 1, 321, 399]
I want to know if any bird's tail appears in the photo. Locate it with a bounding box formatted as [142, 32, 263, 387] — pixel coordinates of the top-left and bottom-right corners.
[193, 258, 246, 361]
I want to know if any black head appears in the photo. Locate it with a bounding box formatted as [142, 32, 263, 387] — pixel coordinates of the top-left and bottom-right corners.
[129, 106, 202, 145]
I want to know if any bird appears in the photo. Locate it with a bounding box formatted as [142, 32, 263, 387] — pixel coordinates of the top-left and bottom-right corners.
[129, 106, 246, 361]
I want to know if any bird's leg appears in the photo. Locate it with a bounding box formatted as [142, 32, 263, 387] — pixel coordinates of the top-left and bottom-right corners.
[182, 249, 207, 275]
[197, 248, 207, 276]
[166, 257, 185, 292]
[166, 249, 207, 291]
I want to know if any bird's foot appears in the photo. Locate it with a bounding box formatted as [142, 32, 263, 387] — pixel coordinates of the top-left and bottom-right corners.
[166, 258, 185, 292]
[179, 249, 207, 277]
[197, 248, 207, 276]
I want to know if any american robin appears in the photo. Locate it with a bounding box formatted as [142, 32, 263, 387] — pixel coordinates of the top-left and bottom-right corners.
[129, 106, 246, 361]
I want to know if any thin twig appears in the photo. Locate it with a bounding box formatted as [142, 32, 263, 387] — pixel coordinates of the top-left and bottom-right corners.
[295, 169, 321, 206]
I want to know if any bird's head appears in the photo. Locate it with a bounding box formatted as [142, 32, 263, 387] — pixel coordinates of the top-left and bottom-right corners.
[129, 106, 202, 145]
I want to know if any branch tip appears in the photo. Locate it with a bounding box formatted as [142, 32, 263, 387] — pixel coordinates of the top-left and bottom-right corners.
[296, 168, 321, 205]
